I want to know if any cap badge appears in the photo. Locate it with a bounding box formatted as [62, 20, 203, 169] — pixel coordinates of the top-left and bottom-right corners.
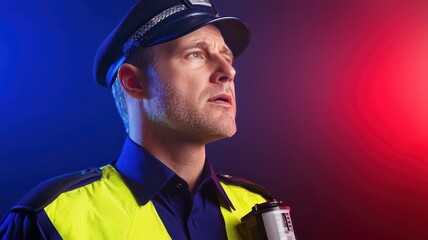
[188, 0, 212, 7]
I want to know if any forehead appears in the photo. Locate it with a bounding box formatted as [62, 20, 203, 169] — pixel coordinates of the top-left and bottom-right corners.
[155, 25, 230, 53]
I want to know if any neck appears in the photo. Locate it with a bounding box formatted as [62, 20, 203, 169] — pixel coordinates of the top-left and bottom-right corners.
[129, 125, 207, 192]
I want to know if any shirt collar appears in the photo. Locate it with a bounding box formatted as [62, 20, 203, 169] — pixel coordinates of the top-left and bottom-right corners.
[114, 137, 234, 209]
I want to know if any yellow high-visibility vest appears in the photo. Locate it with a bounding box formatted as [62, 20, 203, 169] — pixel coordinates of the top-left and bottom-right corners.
[44, 165, 269, 239]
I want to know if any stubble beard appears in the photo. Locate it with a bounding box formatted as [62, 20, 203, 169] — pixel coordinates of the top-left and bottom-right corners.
[144, 68, 237, 143]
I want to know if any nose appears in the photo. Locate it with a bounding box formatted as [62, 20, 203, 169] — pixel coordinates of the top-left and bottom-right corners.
[210, 55, 236, 83]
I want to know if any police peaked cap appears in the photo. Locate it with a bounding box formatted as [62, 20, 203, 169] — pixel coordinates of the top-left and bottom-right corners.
[94, 0, 251, 88]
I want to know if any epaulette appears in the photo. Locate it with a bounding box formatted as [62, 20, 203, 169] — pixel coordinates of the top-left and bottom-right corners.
[217, 174, 275, 201]
[10, 168, 102, 213]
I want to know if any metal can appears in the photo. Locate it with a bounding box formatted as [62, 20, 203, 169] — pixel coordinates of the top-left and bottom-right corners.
[239, 200, 297, 240]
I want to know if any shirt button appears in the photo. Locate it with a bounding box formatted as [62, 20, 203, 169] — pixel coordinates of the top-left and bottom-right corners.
[192, 219, 198, 227]
[176, 183, 182, 189]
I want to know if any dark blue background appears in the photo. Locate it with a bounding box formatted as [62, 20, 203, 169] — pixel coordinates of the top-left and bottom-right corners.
[2, 1, 428, 239]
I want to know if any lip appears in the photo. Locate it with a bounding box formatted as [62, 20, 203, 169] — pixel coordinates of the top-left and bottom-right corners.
[208, 93, 233, 106]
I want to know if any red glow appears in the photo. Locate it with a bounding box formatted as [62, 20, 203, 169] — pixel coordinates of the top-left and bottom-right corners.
[344, 15, 428, 160]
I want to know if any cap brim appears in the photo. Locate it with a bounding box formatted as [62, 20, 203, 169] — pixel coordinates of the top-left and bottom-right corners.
[142, 14, 251, 59]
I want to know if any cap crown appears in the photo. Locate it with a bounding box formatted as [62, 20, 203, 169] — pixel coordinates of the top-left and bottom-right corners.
[94, 0, 250, 88]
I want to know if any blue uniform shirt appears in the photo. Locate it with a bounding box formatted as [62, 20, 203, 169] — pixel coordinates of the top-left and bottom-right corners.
[0, 137, 237, 239]
[114, 137, 234, 239]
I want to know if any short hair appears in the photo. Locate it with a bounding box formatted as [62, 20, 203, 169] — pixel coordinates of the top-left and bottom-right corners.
[111, 47, 156, 133]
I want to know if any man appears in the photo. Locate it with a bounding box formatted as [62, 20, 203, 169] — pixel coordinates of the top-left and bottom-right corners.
[0, 0, 274, 239]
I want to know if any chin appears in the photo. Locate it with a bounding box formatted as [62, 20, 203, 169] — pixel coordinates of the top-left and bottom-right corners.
[225, 127, 237, 137]
[208, 125, 237, 142]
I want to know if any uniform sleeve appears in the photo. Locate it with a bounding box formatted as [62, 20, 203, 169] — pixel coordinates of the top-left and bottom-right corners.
[0, 211, 45, 240]
[0, 168, 101, 240]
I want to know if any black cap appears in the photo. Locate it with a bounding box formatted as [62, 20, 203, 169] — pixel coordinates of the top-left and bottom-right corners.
[94, 0, 251, 88]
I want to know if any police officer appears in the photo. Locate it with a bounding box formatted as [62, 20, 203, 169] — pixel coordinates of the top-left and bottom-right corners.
[0, 0, 274, 239]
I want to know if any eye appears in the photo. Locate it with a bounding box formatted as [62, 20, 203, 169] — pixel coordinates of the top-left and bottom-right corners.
[224, 56, 233, 65]
[222, 52, 234, 65]
[189, 51, 205, 59]
[184, 50, 207, 67]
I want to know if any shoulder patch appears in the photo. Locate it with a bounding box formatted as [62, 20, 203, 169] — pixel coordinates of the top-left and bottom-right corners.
[11, 168, 102, 214]
[217, 174, 275, 201]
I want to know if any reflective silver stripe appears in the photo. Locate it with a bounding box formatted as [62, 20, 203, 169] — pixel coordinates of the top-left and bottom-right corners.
[189, 0, 212, 7]
[123, 4, 187, 56]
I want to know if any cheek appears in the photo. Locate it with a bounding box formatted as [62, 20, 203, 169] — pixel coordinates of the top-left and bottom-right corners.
[230, 81, 235, 92]
[186, 72, 206, 89]
[229, 82, 236, 99]
[181, 71, 210, 98]
[155, 62, 211, 103]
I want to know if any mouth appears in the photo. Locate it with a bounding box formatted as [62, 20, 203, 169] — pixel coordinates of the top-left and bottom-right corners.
[208, 93, 233, 106]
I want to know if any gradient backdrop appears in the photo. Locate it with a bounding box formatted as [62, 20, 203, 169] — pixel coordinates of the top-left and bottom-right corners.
[1, 0, 427, 239]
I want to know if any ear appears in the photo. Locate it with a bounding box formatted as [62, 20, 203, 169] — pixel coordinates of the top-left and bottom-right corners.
[117, 63, 146, 99]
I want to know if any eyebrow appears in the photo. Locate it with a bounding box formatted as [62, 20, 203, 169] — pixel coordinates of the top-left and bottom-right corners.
[184, 40, 234, 60]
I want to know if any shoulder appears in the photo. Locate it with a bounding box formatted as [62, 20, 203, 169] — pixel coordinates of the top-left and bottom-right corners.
[1, 168, 103, 239]
[217, 173, 275, 201]
[0, 211, 43, 240]
[10, 167, 103, 214]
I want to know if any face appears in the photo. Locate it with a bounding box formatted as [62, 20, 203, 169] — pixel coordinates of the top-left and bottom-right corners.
[142, 24, 237, 143]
